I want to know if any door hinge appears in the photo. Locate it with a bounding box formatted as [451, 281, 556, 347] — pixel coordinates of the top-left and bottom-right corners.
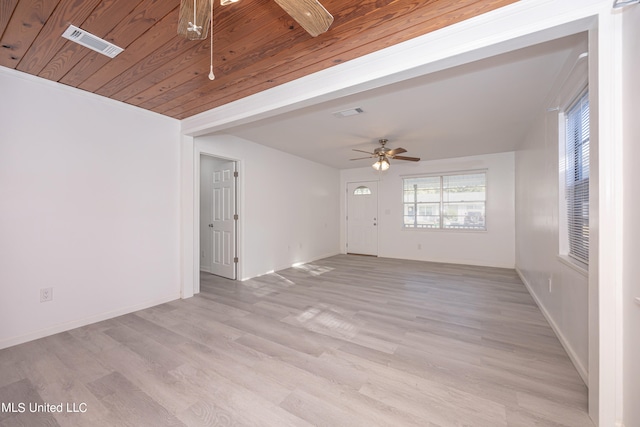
[234, 257, 238, 263]
[233, 171, 238, 178]
[233, 214, 238, 220]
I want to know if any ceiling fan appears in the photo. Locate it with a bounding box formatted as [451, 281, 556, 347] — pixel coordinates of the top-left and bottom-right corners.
[177, 0, 334, 40]
[351, 139, 421, 170]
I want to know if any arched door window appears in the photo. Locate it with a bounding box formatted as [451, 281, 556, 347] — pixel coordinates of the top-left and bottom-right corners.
[353, 186, 371, 195]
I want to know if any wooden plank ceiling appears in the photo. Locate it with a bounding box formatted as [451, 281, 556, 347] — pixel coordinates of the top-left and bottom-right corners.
[0, 0, 517, 120]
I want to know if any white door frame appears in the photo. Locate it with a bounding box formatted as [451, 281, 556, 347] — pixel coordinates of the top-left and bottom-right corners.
[193, 149, 242, 293]
[346, 180, 379, 256]
[210, 159, 237, 279]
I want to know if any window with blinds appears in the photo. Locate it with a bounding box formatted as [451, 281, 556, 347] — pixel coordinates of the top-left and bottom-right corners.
[403, 172, 486, 230]
[564, 91, 590, 264]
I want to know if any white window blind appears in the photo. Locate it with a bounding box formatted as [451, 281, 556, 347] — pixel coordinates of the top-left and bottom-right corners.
[565, 91, 590, 264]
[403, 172, 486, 230]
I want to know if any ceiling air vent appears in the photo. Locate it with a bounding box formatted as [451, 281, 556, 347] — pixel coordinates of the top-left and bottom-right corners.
[62, 25, 123, 58]
[332, 107, 364, 118]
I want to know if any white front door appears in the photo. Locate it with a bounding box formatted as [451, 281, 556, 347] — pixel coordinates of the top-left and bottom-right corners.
[211, 161, 237, 279]
[347, 181, 378, 256]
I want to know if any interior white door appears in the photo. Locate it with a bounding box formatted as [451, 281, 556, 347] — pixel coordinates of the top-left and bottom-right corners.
[211, 161, 236, 279]
[347, 181, 378, 256]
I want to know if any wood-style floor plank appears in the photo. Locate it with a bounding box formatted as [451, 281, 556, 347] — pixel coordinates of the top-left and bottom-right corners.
[0, 255, 592, 426]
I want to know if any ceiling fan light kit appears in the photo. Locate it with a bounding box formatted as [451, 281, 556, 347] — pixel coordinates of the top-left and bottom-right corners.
[372, 157, 390, 171]
[351, 139, 420, 171]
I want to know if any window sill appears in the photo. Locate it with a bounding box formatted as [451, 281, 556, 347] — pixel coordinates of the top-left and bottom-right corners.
[402, 227, 487, 234]
[557, 254, 588, 277]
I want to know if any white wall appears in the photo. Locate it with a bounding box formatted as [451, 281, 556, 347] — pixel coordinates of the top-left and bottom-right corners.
[0, 68, 181, 349]
[196, 135, 340, 280]
[340, 152, 515, 268]
[514, 38, 590, 384]
[622, 4, 640, 424]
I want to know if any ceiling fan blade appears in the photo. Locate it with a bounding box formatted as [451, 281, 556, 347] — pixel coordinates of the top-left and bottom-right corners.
[274, 0, 334, 37]
[178, 0, 211, 40]
[352, 149, 375, 155]
[393, 155, 421, 162]
[350, 156, 375, 161]
[387, 147, 407, 156]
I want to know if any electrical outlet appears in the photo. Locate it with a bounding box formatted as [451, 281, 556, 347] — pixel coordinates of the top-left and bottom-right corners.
[40, 287, 53, 303]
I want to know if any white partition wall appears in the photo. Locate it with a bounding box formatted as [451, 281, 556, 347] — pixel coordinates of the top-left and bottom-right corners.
[0, 68, 181, 349]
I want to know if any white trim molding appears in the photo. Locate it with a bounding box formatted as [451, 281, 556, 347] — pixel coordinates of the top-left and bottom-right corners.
[180, 135, 196, 299]
[595, 5, 625, 427]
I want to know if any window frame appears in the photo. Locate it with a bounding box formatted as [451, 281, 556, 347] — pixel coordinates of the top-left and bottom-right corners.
[560, 88, 590, 267]
[402, 170, 487, 232]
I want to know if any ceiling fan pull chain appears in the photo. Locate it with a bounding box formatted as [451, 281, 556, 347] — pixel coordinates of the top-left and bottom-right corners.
[209, 0, 215, 80]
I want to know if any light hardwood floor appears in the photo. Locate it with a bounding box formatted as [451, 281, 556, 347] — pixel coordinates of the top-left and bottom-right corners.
[0, 255, 593, 426]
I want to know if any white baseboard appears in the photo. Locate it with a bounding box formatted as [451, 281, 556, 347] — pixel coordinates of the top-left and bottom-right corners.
[279, 251, 342, 272]
[515, 267, 588, 386]
[0, 293, 180, 350]
[241, 251, 341, 281]
[383, 254, 514, 269]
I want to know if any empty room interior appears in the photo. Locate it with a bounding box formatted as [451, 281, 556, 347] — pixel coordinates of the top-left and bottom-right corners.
[1, 0, 639, 426]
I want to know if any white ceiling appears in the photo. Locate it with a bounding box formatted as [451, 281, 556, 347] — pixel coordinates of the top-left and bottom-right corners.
[222, 32, 587, 170]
